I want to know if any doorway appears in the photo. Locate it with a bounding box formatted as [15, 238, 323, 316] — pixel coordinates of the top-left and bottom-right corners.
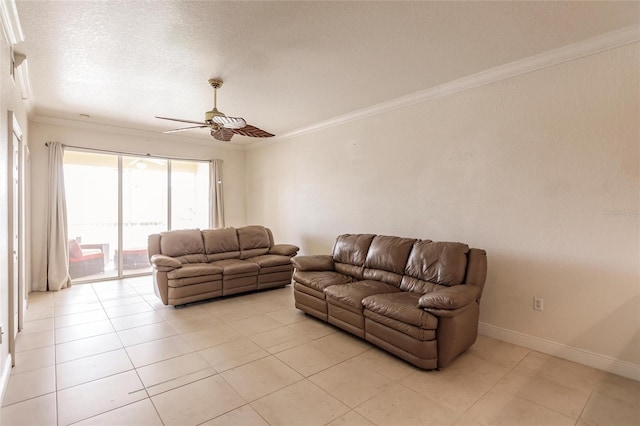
[8, 112, 25, 366]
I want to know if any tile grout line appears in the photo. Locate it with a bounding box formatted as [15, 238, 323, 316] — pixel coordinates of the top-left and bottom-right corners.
[487, 348, 602, 422]
[96, 279, 167, 426]
[67, 279, 161, 424]
[573, 368, 604, 425]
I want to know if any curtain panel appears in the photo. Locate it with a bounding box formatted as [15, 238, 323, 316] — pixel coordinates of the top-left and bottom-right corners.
[46, 142, 71, 291]
[210, 159, 225, 228]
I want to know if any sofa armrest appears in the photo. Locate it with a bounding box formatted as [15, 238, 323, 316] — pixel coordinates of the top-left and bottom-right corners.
[270, 244, 300, 256]
[418, 285, 479, 312]
[291, 255, 334, 271]
[150, 254, 181, 270]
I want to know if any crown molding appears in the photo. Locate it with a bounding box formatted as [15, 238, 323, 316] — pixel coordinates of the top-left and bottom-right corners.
[247, 24, 639, 150]
[0, 0, 22, 45]
[31, 115, 247, 151]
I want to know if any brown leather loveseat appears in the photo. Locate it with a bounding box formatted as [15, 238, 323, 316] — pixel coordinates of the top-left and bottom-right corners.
[292, 234, 487, 369]
[148, 225, 299, 306]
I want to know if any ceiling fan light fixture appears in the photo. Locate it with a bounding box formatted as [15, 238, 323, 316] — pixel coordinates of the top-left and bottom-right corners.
[157, 78, 274, 142]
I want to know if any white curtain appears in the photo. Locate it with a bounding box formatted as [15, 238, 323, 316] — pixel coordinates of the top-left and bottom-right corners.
[210, 159, 225, 228]
[46, 142, 71, 291]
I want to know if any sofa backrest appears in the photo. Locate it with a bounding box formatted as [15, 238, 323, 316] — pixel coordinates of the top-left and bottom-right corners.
[237, 225, 272, 259]
[362, 235, 416, 286]
[202, 227, 241, 261]
[332, 234, 375, 279]
[148, 226, 279, 263]
[464, 248, 488, 296]
[400, 240, 469, 293]
[158, 229, 207, 264]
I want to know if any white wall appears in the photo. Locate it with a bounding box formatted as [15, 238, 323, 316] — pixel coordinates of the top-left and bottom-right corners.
[28, 122, 246, 291]
[0, 35, 30, 396]
[246, 44, 639, 367]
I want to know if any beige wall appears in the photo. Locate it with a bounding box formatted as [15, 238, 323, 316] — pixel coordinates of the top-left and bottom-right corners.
[28, 122, 246, 291]
[246, 44, 639, 365]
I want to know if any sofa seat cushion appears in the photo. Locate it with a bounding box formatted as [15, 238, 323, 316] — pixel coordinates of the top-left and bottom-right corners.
[294, 271, 352, 293]
[210, 259, 260, 275]
[364, 310, 436, 341]
[362, 292, 438, 329]
[247, 254, 292, 268]
[69, 252, 103, 262]
[325, 280, 399, 310]
[167, 263, 223, 280]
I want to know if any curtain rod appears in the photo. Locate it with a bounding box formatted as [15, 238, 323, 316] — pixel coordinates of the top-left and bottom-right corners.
[44, 142, 213, 163]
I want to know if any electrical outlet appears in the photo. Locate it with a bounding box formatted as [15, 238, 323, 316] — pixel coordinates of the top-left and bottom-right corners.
[533, 297, 544, 311]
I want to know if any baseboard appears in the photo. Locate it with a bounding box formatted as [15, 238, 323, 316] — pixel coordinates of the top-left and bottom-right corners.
[0, 354, 13, 404]
[478, 322, 640, 381]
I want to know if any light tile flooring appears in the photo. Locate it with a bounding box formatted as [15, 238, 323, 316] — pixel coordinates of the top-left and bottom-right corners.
[1, 277, 638, 426]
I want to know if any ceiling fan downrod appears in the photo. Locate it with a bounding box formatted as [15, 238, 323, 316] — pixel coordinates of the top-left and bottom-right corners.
[205, 79, 224, 122]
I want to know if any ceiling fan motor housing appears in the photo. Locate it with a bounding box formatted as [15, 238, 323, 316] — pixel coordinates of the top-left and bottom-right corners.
[205, 107, 225, 124]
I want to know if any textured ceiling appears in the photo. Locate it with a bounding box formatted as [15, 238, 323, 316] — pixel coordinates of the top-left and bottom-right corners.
[14, 1, 640, 146]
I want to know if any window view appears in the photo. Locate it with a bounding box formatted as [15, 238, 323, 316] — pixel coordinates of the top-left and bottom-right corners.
[171, 160, 209, 230]
[121, 156, 168, 276]
[65, 151, 119, 281]
[64, 150, 210, 282]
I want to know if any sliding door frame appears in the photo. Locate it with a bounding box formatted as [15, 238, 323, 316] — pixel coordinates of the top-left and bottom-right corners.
[64, 148, 210, 283]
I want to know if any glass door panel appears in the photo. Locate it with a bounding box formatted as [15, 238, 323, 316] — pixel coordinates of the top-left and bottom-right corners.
[64, 151, 209, 282]
[64, 151, 118, 281]
[171, 160, 210, 230]
[121, 156, 168, 276]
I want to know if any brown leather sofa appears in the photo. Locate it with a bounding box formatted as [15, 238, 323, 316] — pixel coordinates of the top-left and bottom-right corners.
[292, 234, 487, 369]
[148, 225, 299, 306]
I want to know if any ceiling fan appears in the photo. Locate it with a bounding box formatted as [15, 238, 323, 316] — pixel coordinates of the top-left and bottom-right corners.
[156, 79, 274, 142]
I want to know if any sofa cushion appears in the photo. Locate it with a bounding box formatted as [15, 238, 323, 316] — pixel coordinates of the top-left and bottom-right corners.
[364, 310, 436, 341]
[210, 259, 260, 275]
[68, 252, 103, 262]
[238, 226, 271, 250]
[69, 239, 83, 258]
[335, 263, 365, 280]
[294, 271, 352, 293]
[202, 227, 240, 254]
[399, 276, 441, 294]
[332, 234, 375, 266]
[364, 235, 416, 275]
[160, 229, 204, 257]
[167, 263, 223, 280]
[324, 280, 400, 310]
[404, 241, 469, 286]
[362, 292, 438, 329]
[247, 254, 292, 268]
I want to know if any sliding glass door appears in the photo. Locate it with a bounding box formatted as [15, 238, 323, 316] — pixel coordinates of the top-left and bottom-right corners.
[64, 150, 210, 282]
[65, 151, 119, 280]
[121, 156, 168, 276]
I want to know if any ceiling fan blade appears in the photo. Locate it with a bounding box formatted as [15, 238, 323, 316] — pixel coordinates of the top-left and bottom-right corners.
[156, 116, 208, 126]
[231, 124, 275, 138]
[212, 115, 247, 129]
[163, 125, 209, 134]
[211, 127, 235, 142]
